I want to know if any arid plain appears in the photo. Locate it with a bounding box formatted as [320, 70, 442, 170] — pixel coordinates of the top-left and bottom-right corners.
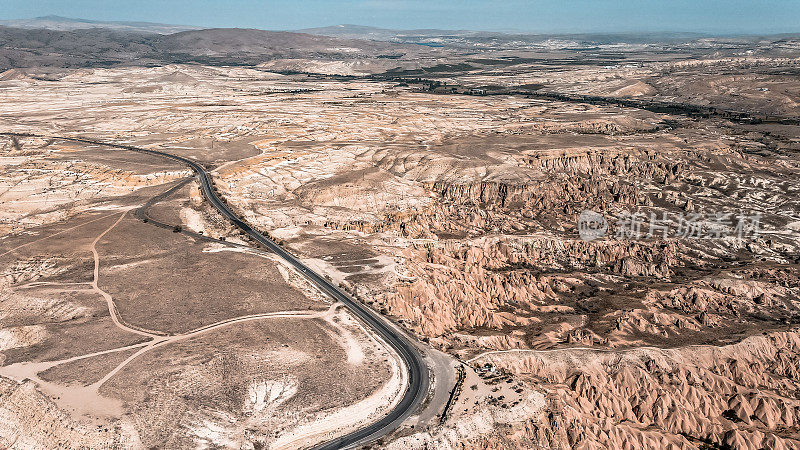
[1, 25, 800, 449]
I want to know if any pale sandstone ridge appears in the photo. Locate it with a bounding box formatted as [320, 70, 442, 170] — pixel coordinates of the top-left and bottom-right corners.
[491, 330, 800, 449]
[0, 377, 138, 448]
[610, 80, 656, 97]
[395, 330, 800, 449]
[388, 236, 676, 337]
[151, 71, 199, 85]
[0, 68, 32, 81]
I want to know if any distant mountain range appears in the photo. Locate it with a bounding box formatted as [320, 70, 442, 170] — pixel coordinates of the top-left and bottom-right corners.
[0, 17, 796, 73]
[297, 24, 505, 41]
[0, 15, 201, 34]
[298, 24, 722, 45]
[1, 17, 790, 44]
[300, 24, 800, 44]
[0, 26, 427, 71]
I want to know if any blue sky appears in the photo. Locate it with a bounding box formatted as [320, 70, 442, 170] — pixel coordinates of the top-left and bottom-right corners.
[2, 0, 799, 34]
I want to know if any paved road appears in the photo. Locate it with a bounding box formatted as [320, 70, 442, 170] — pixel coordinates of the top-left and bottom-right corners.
[4, 133, 430, 450]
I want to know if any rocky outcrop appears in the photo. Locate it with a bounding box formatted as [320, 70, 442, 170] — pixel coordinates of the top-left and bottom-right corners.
[321, 147, 693, 238]
[518, 148, 684, 179]
[0, 377, 138, 448]
[649, 271, 800, 323]
[467, 330, 800, 450]
[386, 236, 678, 337]
[428, 176, 644, 211]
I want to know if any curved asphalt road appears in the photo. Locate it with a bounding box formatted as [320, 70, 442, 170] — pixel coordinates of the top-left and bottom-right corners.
[4, 133, 429, 450]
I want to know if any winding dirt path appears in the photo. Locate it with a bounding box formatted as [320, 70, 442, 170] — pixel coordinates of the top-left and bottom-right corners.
[0, 210, 122, 259]
[90, 209, 164, 338]
[1, 134, 429, 449]
[0, 189, 344, 421]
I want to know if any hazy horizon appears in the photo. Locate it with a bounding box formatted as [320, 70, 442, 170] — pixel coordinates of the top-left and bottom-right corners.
[1, 0, 799, 35]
